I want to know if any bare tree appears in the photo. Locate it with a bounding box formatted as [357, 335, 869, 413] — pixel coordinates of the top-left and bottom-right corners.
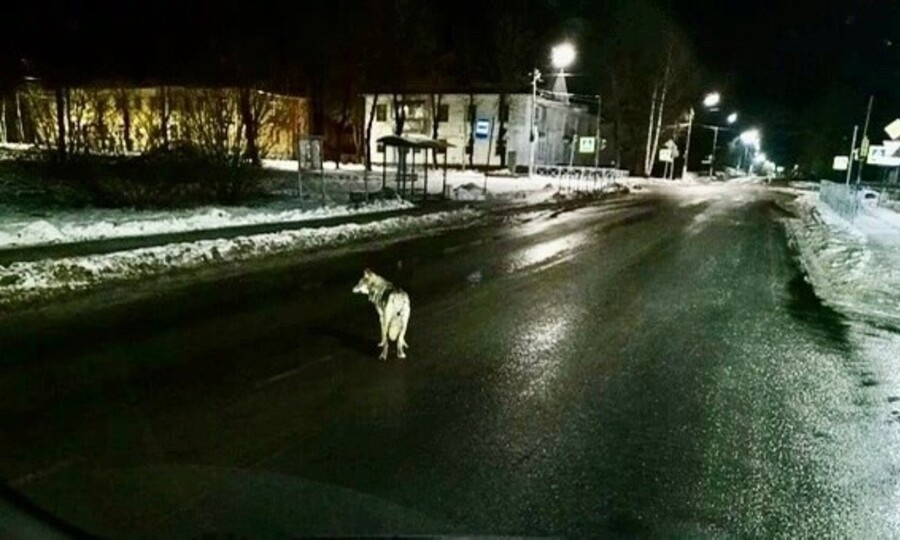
[114, 89, 134, 152]
[54, 86, 67, 160]
[364, 94, 379, 171]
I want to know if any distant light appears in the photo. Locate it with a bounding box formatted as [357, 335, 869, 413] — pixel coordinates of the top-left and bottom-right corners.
[703, 92, 721, 108]
[551, 42, 577, 70]
[727, 112, 738, 124]
[740, 129, 761, 147]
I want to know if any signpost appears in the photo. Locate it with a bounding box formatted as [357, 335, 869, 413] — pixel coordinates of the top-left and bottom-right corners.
[867, 145, 900, 167]
[474, 119, 491, 140]
[886, 119, 900, 140]
[579, 136, 596, 154]
[833, 155, 849, 171]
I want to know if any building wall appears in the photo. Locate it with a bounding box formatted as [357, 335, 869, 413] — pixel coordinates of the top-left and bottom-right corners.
[364, 93, 597, 169]
[16, 85, 308, 159]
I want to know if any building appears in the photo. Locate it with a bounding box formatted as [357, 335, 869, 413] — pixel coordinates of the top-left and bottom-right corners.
[5, 85, 309, 159]
[363, 90, 599, 171]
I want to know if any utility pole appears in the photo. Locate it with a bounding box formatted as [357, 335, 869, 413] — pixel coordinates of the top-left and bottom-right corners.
[594, 94, 602, 167]
[708, 126, 720, 177]
[568, 116, 580, 168]
[682, 108, 695, 178]
[528, 69, 541, 178]
[846, 124, 858, 185]
[856, 95, 874, 186]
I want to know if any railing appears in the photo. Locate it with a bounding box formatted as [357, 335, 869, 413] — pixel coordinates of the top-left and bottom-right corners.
[533, 165, 630, 180]
[819, 180, 859, 221]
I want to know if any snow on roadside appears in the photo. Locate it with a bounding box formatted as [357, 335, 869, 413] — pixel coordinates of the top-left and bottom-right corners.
[784, 191, 900, 324]
[0, 208, 482, 307]
[0, 198, 413, 249]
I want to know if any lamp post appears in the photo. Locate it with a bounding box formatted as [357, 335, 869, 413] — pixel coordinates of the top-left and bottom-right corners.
[708, 112, 738, 177]
[529, 42, 576, 179]
[528, 68, 541, 178]
[739, 128, 761, 173]
[682, 92, 721, 179]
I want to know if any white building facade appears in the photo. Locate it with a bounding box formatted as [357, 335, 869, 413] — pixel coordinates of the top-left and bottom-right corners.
[363, 93, 597, 171]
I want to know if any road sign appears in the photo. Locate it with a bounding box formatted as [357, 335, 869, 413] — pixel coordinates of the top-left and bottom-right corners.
[659, 148, 673, 163]
[474, 119, 491, 139]
[860, 136, 871, 158]
[833, 155, 849, 171]
[886, 119, 900, 140]
[884, 140, 900, 155]
[579, 136, 596, 154]
[867, 145, 900, 167]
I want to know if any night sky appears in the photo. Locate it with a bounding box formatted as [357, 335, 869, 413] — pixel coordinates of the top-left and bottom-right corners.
[3, 0, 899, 170]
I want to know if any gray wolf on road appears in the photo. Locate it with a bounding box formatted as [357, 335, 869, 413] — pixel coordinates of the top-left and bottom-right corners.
[352, 269, 411, 360]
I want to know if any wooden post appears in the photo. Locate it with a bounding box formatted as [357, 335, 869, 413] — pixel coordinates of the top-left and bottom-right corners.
[442, 150, 448, 200]
[423, 148, 429, 202]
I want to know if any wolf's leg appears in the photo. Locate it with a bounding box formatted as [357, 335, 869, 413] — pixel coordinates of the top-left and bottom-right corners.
[377, 310, 387, 347]
[379, 340, 389, 361]
[397, 307, 410, 359]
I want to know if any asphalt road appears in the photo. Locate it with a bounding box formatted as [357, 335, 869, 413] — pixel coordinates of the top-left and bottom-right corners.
[2, 184, 900, 537]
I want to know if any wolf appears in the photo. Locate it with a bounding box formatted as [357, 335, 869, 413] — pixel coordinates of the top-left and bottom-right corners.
[352, 269, 411, 360]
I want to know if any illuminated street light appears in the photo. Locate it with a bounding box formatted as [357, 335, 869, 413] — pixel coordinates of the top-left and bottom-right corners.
[740, 129, 761, 148]
[551, 42, 576, 69]
[727, 112, 738, 124]
[703, 92, 721, 108]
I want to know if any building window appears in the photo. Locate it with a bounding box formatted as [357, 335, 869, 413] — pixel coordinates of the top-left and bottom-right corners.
[377, 143, 385, 153]
[402, 100, 428, 134]
[375, 104, 387, 122]
[499, 104, 510, 123]
[437, 104, 449, 123]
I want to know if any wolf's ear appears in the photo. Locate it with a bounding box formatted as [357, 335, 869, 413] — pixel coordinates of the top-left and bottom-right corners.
[364, 268, 373, 276]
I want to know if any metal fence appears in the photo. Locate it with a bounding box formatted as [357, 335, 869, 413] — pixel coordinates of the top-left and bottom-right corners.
[819, 180, 859, 220]
[533, 165, 630, 181]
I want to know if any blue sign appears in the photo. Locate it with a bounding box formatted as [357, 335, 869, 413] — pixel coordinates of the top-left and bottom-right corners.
[474, 119, 491, 139]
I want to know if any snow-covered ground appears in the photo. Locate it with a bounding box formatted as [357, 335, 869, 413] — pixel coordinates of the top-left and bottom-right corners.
[785, 191, 900, 324]
[0, 208, 482, 307]
[0, 198, 413, 249]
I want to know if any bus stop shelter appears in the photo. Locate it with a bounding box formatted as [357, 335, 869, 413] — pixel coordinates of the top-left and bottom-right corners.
[377, 135, 454, 200]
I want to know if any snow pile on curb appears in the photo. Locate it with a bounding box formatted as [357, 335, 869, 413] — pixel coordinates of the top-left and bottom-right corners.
[784, 191, 900, 323]
[0, 208, 481, 306]
[0, 198, 413, 249]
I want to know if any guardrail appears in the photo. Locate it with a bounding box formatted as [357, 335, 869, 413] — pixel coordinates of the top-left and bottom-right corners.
[819, 180, 859, 221]
[533, 165, 630, 180]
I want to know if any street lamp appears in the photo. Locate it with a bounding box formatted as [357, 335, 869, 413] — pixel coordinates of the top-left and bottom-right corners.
[708, 111, 739, 177]
[683, 91, 723, 179]
[740, 128, 760, 147]
[551, 42, 576, 70]
[739, 129, 761, 173]
[531, 42, 577, 179]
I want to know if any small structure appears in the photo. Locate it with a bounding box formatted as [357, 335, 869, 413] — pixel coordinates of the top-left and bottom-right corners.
[376, 135, 454, 200]
[297, 135, 325, 204]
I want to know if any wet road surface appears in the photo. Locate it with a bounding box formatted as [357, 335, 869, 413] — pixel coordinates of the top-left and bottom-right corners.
[2, 185, 900, 536]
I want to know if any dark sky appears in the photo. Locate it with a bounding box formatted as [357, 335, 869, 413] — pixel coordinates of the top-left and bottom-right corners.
[3, 0, 899, 168]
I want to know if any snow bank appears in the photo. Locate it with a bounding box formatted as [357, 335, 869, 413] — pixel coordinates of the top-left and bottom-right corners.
[785, 191, 900, 324]
[0, 208, 482, 306]
[0, 198, 413, 249]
